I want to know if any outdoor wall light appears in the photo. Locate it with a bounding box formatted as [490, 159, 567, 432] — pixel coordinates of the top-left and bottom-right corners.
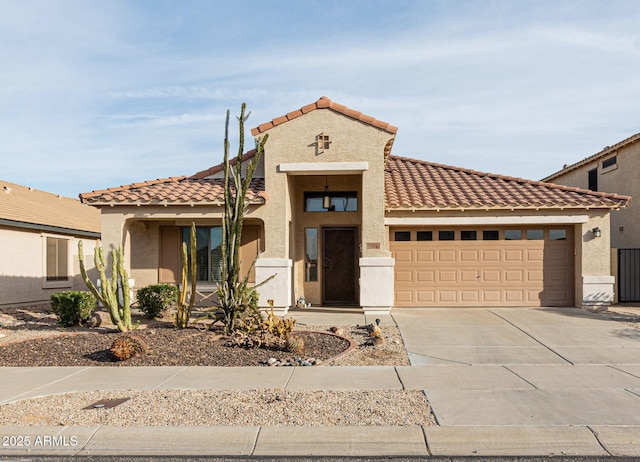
[592, 227, 602, 238]
[322, 176, 331, 209]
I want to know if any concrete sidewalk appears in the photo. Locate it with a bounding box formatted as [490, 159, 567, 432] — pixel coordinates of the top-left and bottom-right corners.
[1, 307, 640, 457]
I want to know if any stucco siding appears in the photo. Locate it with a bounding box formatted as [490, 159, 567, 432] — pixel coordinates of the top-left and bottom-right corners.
[1, 226, 99, 306]
[547, 140, 640, 249]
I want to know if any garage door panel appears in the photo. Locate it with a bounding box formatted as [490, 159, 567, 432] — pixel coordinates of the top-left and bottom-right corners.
[460, 291, 479, 302]
[416, 271, 435, 283]
[438, 270, 457, 283]
[416, 250, 435, 262]
[504, 249, 524, 262]
[461, 270, 480, 282]
[391, 226, 574, 307]
[482, 290, 502, 302]
[482, 270, 501, 283]
[460, 250, 479, 262]
[505, 270, 523, 282]
[394, 250, 413, 263]
[481, 249, 501, 262]
[416, 291, 435, 303]
[395, 270, 413, 283]
[438, 291, 457, 303]
[527, 249, 544, 262]
[437, 250, 457, 262]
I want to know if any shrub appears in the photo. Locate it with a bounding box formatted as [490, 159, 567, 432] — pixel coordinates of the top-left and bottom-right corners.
[50, 291, 96, 327]
[136, 283, 178, 319]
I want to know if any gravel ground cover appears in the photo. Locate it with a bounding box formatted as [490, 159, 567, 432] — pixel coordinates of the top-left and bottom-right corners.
[0, 304, 409, 366]
[0, 303, 422, 427]
[0, 389, 436, 427]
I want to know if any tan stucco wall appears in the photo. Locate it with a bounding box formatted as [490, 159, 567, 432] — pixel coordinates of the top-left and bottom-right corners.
[97, 205, 267, 289]
[0, 226, 99, 306]
[258, 109, 394, 259]
[547, 140, 639, 249]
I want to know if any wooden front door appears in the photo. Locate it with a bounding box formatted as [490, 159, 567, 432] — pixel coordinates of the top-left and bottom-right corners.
[322, 227, 359, 305]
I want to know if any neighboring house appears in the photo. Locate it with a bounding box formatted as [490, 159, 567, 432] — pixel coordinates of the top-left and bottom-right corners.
[80, 97, 629, 313]
[0, 181, 101, 307]
[542, 133, 640, 301]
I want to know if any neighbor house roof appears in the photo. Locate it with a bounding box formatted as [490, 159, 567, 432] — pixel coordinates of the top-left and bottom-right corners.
[542, 132, 640, 182]
[80, 176, 266, 206]
[385, 156, 630, 211]
[0, 181, 101, 236]
[250, 96, 398, 136]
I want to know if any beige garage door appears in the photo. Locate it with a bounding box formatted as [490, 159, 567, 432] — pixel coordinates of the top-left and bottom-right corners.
[391, 227, 574, 307]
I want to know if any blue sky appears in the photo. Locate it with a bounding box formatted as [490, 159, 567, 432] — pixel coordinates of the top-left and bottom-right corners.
[1, 0, 640, 198]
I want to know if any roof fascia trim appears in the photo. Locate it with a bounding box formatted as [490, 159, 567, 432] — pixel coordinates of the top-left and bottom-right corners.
[278, 162, 368, 175]
[385, 215, 589, 226]
[0, 218, 101, 238]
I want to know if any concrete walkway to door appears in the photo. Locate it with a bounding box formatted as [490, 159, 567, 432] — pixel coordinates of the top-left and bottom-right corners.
[392, 307, 640, 454]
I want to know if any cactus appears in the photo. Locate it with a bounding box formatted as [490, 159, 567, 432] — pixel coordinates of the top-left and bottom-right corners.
[285, 335, 305, 354]
[110, 334, 148, 361]
[78, 241, 134, 332]
[175, 222, 197, 329]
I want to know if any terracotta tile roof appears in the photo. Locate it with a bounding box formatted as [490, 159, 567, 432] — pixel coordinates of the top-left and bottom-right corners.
[191, 149, 257, 179]
[542, 131, 640, 182]
[80, 176, 266, 206]
[251, 96, 398, 136]
[385, 156, 630, 210]
[0, 180, 101, 234]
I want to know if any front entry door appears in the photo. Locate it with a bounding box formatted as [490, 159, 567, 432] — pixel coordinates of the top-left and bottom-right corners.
[322, 227, 359, 305]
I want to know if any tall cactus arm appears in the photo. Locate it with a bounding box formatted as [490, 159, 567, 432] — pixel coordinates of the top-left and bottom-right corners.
[78, 240, 102, 301]
[189, 222, 197, 309]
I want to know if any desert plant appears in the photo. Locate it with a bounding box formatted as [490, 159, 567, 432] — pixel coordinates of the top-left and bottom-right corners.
[50, 291, 96, 327]
[216, 103, 272, 334]
[285, 334, 305, 354]
[175, 222, 197, 329]
[78, 241, 134, 332]
[110, 334, 148, 361]
[136, 283, 179, 319]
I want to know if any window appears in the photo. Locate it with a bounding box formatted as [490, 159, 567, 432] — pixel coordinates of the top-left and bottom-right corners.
[182, 227, 223, 282]
[549, 229, 567, 240]
[461, 230, 477, 241]
[505, 230, 522, 240]
[46, 237, 68, 281]
[588, 168, 598, 191]
[602, 156, 617, 169]
[305, 228, 318, 281]
[483, 230, 500, 240]
[394, 231, 411, 241]
[438, 230, 455, 241]
[305, 192, 357, 212]
[417, 231, 433, 241]
[527, 229, 544, 240]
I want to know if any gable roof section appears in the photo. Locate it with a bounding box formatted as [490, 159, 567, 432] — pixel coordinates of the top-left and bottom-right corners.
[385, 156, 630, 211]
[80, 175, 266, 206]
[251, 96, 398, 136]
[542, 132, 640, 182]
[1, 181, 101, 236]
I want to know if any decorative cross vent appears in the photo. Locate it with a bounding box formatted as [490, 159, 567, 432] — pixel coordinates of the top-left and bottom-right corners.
[316, 133, 331, 154]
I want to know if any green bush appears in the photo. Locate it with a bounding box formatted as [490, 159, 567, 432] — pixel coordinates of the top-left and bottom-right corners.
[136, 283, 179, 319]
[50, 291, 96, 327]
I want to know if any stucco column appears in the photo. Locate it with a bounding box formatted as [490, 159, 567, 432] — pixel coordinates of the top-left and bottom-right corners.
[579, 212, 614, 311]
[359, 257, 395, 314]
[255, 258, 292, 315]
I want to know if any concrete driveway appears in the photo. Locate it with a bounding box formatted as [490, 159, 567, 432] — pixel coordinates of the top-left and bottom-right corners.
[392, 307, 640, 434]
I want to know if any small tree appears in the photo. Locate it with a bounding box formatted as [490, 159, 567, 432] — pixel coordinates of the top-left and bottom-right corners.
[217, 104, 269, 334]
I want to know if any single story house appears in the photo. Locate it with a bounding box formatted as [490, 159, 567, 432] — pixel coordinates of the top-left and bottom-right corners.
[0, 181, 101, 307]
[80, 97, 630, 314]
[542, 132, 640, 301]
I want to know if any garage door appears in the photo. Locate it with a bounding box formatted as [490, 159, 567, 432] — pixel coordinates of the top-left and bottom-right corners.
[391, 227, 574, 307]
